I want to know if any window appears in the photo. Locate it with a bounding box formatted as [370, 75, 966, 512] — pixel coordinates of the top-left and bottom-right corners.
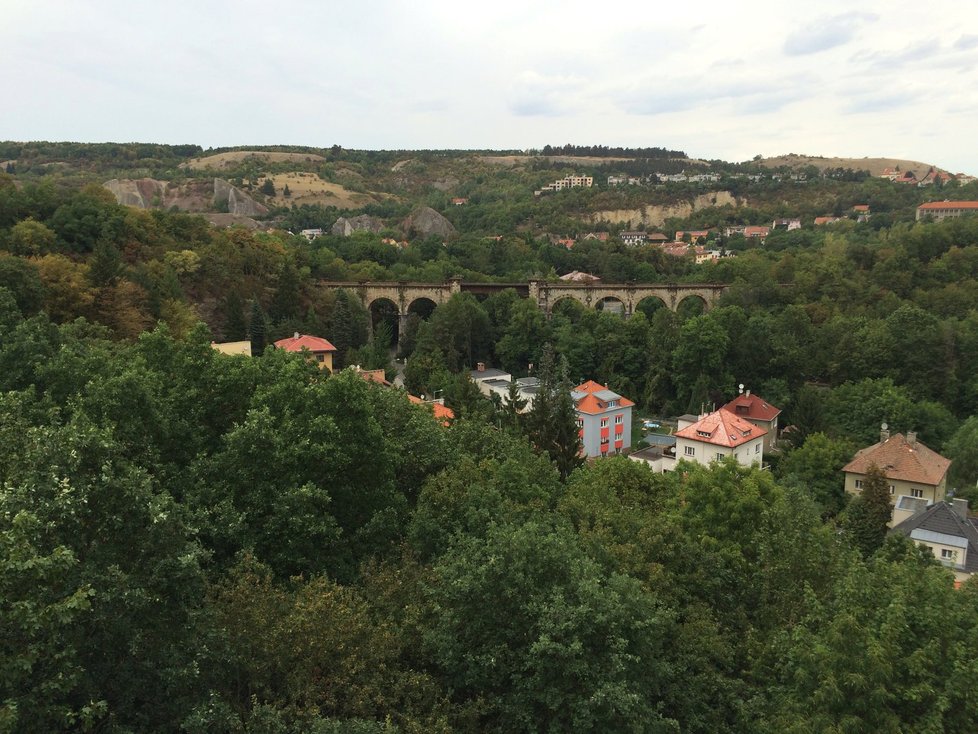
[755, 444, 760, 453]
[684, 446, 695, 456]
[941, 548, 958, 563]
[855, 480, 863, 489]
[576, 418, 583, 428]
[600, 418, 609, 427]
[615, 414, 623, 425]
[889, 485, 895, 495]
[911, 488, 924, 498]
[716, 452, 725, 462]
[600, 436, 609, 445]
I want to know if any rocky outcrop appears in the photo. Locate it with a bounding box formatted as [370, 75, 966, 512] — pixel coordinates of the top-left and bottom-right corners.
[586, 191, 741, 228]
[103, 178, 167, 208]
[331, 214, 385, 236]
[212, 178, 268, 216]
[103, 177, 268, 216]
[402, 206, 456, 238]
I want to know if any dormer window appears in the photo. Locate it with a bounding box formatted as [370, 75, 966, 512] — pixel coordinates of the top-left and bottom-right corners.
[696, 430, 712, 438]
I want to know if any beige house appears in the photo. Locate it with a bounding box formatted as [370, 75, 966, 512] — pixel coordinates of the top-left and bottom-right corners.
[211, 340, 252, 357]
[273, 333, 337, 372]
[842, 429, 951, 507]
[889, 500, 977, 586]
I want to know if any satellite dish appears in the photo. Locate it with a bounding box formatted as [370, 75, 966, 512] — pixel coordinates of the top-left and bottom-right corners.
[739, 383, 744, 394]
[881, 422, 888, 431]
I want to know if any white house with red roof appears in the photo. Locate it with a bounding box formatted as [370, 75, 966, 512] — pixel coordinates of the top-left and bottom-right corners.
[673, 408, 767, 469]
[273, 332, 338, 372]
[720, 388, 781, 451]
[572, 380, 634, 457]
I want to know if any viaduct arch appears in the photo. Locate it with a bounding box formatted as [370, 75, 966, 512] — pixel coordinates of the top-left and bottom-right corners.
[319, 279, 729, 350]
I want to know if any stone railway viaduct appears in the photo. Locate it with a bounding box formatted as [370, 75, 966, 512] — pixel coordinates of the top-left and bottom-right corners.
[320, 279, 729, 349]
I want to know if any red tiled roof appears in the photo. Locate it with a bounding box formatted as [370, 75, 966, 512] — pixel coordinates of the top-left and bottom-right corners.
[674, 408, 766, 448]
[743, 226, 770, 237]
[917, 201, 978, 210]
[721, 392, 781, 422]
[273, 333, 337, 353]
[843, 433, 951, 486]
[851, 204, 870, 212]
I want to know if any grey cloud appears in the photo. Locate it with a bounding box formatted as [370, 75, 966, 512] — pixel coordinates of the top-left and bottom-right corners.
[851, 39, 942, 70]
[844, 93, 912, 114]
[955, 35, 978, 51]
[510, 97, 565, 117]
[783, 12, 878, 56]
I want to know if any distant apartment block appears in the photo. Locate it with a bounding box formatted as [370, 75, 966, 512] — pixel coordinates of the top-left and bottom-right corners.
[535, 174, 593, 195]
[916, 201, 978, 222]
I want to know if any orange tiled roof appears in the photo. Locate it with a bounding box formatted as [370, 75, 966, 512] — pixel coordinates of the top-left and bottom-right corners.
[674, 408, 766, 448]
[843, 433, 951, 486]
[408, 395, 454, 425]
[918, 201, 978, 210]
[573, 380, 635, 415]
[721, 392, 781, 422]
[851, 204, 870, 212]
[274, 333, 337, 353]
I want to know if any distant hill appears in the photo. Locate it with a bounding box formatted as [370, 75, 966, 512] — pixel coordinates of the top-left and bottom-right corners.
[759, 154, 949, 178]
[258, 171, 391, 209]
[181, 150, 326, 170]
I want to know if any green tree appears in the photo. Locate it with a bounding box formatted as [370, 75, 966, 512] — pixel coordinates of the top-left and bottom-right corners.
[841, 464, 892, 557]
[779, 432, 855, 516]
[328, 289, 370, 368]
[249, 299, 268, 355]
[946, 415, 978, 499]
[526, 346, 583, 479]
[269, 259, 303, 322]
[7, 217, 56, 255]
[499, 377, 527, 432]
[260, 178, 276, 196]
[422, 521, 678, 733]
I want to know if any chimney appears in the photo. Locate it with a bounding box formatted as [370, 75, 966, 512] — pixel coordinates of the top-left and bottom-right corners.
[294, 331, 300, 339]
[951, 498, 969, 519]
[880, 422, 890, 442]
[745, 389, 750, 398]
[476, 362, 485, 372]
[907, 431, 917, 447]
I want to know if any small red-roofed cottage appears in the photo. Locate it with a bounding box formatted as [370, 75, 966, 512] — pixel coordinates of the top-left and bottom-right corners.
[674, 408, 767, 468]
[571, 380, 634, 457]
[721, 389, 782, 451]
[273, 332, 337, 372]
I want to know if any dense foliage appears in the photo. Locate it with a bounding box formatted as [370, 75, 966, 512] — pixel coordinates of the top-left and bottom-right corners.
[2, 145, 978, 731]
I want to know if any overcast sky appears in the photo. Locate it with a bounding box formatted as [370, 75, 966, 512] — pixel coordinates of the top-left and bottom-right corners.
[4, 0, 978, 172]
